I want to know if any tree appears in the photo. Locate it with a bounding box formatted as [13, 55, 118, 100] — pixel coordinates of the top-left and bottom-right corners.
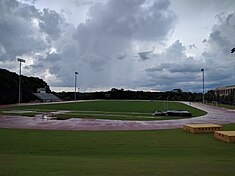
[0, 68, 51, 104]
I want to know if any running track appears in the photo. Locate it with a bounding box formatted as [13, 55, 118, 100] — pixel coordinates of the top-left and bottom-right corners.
[0, 102, 235, 131]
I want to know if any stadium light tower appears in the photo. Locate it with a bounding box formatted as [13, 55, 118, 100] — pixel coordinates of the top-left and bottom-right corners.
[17, 58, 26, 103]
[74, 72, 79, 100]
[231, 48, 235, 53]
[201, 68, 205, 103]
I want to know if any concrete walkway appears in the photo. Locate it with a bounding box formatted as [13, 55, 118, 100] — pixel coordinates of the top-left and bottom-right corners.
[0, 102, 234, 131]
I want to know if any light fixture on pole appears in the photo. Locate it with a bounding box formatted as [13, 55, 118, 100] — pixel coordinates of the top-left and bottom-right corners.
[231, 48, 235, 53]
[74, 72, 79, 100]
[17, 58, 26, 103]
[201, 68, 204, 103]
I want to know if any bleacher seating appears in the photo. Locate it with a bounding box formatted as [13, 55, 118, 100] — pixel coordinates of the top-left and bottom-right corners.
[33, 93, 61, 102]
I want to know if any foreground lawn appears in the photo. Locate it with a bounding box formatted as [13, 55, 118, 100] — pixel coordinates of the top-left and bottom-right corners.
[0, 100, 207, 120]
[0, 124, 235, 176]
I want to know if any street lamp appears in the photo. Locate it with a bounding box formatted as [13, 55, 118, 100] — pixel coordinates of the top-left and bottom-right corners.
[201, 68, 204, 103]
[17, 58, 26, 103]
[74, 72, 79, 100]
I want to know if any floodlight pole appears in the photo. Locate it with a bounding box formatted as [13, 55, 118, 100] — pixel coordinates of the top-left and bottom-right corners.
[201, 68, 205, 103]
[17, 58, 26, 103]
[74, 72, 78, 100]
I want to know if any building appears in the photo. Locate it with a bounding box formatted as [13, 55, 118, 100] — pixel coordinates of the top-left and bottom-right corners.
[215, 85, 235, 96]
[37, 88, 46, 93]
[214, 131, 235, 143]
[183, 124, 223, 134]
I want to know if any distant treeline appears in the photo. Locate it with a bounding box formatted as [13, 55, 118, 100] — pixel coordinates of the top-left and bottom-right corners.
[1, 68, 234, 105]
[0, 68, 50, 104]
[55, 88, 221, 103]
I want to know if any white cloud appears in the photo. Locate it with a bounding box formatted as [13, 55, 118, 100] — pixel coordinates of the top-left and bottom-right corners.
[143, 11, 235, 91]
[44, 0, 177, 90]
[1, 0, 235, 92]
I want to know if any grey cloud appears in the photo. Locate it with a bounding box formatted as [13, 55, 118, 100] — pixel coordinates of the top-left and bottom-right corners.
[225, 13, 235, 25]
[74, 0, 94, 7]
[39, 8, 65, 40]
[71, 0, 176, 73]
[81, 53, 110, 71]
[215, 12, 226, 23]
[47, 53, 61, 61]
[0, 1, 43, 61]
[145, 67, 163, 72]
[202, 39, 207, 43]
[0, 0, 67, 62]
[142, 40, 204, 91]
[201, 51, 214, 58]
[206, 12, 235, 56]
[25, 63, 44, 69]
[209, 30, 230, 54]
[166, 63, 200, 73]
[21, 0, 38, 4]
[38, 0, 177, 88]
[0, 0, 179, 91]
[84, 0, 176, 41]
[138, 51, 152, 60]
[146, 62, 201, 74]
[188, 44, 197, 49]
[117, 53, 127, 60]
[142, 71, 201, 91]
[141, 37, 235, 92]
[165, 40, 186, 60]
[199, 12, 235, 89]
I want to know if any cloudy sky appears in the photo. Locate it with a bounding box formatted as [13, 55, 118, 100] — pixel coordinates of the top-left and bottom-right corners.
[0, 0, 235, 92]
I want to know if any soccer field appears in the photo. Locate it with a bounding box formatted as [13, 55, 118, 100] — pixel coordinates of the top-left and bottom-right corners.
[1, 100, 207, 120]
[0, 124, 235, 176]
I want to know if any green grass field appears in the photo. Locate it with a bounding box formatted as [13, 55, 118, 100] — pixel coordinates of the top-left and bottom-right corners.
[0, 124, 235, 176]
[207, 103, 235, 110]
[0, 100, 207, 120]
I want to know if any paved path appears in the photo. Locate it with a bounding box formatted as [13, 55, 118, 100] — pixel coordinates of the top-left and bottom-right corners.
[0, 102, 235, 131]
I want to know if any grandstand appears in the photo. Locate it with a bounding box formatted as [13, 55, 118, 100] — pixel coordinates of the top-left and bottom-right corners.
[33, 88, 61, 102]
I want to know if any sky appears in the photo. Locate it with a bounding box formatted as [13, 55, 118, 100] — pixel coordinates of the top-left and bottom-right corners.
[0, 0, 235, 92]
